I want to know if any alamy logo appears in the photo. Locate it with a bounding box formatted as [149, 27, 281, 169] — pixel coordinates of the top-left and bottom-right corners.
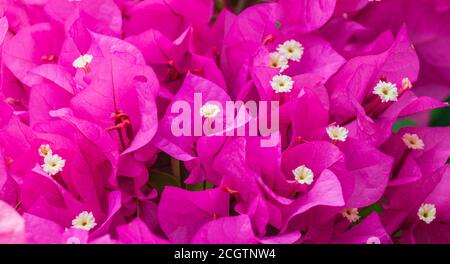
[170, 93, 280, 147]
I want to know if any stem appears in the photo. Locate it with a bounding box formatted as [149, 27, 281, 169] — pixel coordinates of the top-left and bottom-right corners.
[171, 158, 183, 188]
[135, 198, 141, 217]
[117, 129, 127, 151]
[391, 148, 411, 179]
[14, 201, 22, 210]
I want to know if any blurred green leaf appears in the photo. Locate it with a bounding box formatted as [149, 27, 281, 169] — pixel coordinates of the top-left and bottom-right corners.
[350, 202, 384, 227]
[393, 119, 416, 133]
[148, 169, 180, 193]
[430, 96, 450, 127]
[275, 21, 281, 29]
[187, 181, 215, 191]
[359, 202, 384, 218]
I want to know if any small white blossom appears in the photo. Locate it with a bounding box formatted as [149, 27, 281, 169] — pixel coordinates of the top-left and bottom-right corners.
[341, 208, 360, 223]
[66, 237, 81, 244]
[326, 125, 349, 142]
[366, 236, 381, 244]
[402, 77, 412, 90]
[200, 103, 220, 119]
[41, 154, 66, 176]
[418, 203, 436, 224]
[270, 74, 294, 93]
[373, 80, 398, 102]
[72, 54, 93, 70]
[269, 52, 289, 72]
[72, 211, 97, 231]
[38, 144, 52, 157]
[402, 133, 425, 150]
[292, 165, 314, 185]
[277, 40, 304, 62]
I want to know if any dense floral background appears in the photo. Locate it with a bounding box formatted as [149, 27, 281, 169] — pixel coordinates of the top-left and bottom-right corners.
[0, 0, 449, 244]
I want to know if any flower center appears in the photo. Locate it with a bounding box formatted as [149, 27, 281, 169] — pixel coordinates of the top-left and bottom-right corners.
[270, 74, 294, 93]
[72, 54, 93, 72]
[418, 203, 436, 224]
[292, 165, 314, 185]
[276, 40, 304, 62]
[200, 103, 220, 119]
[402, 133, 425, 150]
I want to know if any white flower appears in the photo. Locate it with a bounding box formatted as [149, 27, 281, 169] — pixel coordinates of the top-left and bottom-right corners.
[402, 77, 412, 90]
[366, 236, 381, 244]
[402, 133, 425, 150]
[277, 40, 304, 62]
[72, 211, 97, 231]
[72, 54, 93, 70]
[200, 103, 220, 119]
[38, 144, 52, 157]
[418, 203, 436, 224]
[269, 52, 289, 72]
[41, 154, 66, 176]
[373, 80, 398, 102]
[270, 74, 294, 93]
[326, 125, 349, 142]
[341, 208, 360, 223]
[292, 165, 314, 185]
[66, 237, 81, 244]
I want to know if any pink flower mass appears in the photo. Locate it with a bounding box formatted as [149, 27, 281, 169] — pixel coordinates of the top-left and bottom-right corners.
[0, 0, 449, 244]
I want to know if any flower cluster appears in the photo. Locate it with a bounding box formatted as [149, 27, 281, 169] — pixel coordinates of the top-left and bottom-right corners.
[0, 0, 449, 244]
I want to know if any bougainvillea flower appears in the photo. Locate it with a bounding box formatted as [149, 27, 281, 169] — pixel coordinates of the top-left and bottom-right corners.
[116, 218, 168, 244]
[330, 213, 392, 244]
[380, 127, 450, 238]
[158, 186, 229, 243]
[3, 22, 65, 86]
[0, 200, 25, 243]
[277, 0, 337, 34]
[191, 214, 300, 244]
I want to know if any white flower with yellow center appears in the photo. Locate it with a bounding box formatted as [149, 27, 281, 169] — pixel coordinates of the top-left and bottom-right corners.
[341, 208, 360, 223]
[270, 74, 294, 93]
[38, 144, 52, 157]
[72, 54, 93, 70]
[326, 125, 349, 142]
[418, 203, 436, 224]
[402, 133, 425, 150]
[292, 165, 314, 185]
[373, 80, 398, 102]
[277, 40, 304, 62]
[66, 237, 81, 244]
[42, 154, 66, 176]
[200, 103, 220, 119]
[402, 77, 412, 90]
[269, 52, 289, 72]
[72, 211, 97, 231]
[366, 236, 381, 244]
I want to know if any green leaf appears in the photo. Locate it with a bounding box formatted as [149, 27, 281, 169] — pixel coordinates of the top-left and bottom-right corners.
[393, 119, 416, 133]
[170, 158, 182, 185]
[147, 169, 180, 193]
[430, 96, 450, 127]
[187, 181, 215, 191]
[275, 21, 281, 29]
[359, 202, 384, 218]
